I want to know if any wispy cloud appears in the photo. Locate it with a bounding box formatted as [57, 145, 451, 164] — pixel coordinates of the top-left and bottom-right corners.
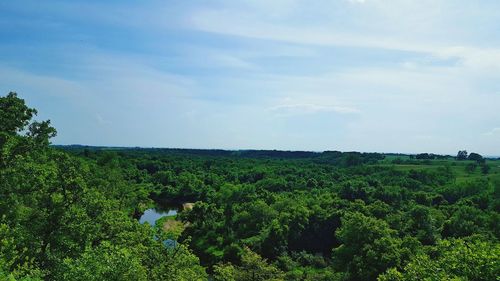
[186, 3, 500, 73]
[205, 53, 257, 70]
[0, 66, 84, 98]
[1, 1, 500, 154]
[484, 128, 500, 136]
[347, 0, 367, 4]
[95, 113, 111, 125]
[269, 103, 360, 116]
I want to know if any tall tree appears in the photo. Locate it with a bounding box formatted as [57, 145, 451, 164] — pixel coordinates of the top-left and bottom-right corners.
[456, 150, 468, 160]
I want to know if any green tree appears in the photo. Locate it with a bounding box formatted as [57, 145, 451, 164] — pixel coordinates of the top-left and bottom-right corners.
[333, 212, 402, 281]
[0, 92, 37, 135]
[379, 238, 500, 281]
[62, 242, 148, 281]
[213, 247, 284, 281]
[468, 152, 484, 163]
[456, 150, 468, 160]
[0, 222, 43, 280]
[403, 205, 439, 245]
[0, 92, 207, 280]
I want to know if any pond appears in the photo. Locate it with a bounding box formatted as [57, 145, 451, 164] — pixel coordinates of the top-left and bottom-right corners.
[139, 206, 178, 226]
[138, 205, 180, 249]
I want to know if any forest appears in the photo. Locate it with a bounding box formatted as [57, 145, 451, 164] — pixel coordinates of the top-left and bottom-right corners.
[1, 92, 499, 281]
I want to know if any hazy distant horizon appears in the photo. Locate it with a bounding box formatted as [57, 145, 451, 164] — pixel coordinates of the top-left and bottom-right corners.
[2, 1, 500, 155]
[54, 143, 500, 158]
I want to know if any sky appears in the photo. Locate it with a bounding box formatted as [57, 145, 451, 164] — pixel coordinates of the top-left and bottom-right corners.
[1, 0, 500, 155]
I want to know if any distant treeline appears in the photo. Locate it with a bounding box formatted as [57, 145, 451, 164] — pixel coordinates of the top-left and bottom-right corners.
[56, 145, 386, 167]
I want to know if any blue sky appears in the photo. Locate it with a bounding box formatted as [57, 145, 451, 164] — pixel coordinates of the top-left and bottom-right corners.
[1, 0, 500, 154]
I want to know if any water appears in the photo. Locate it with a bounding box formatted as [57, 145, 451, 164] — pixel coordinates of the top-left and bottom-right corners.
[139, 207, 177, 226]
[138, 205, 181, 249]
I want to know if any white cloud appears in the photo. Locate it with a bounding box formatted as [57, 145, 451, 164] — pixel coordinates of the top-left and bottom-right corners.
[0, 53, 199, 146]
[0, 66, 84, 98]
[3, 0, 500, 154]
[186, 3, 500, 73]
[188, 8, 422, 52]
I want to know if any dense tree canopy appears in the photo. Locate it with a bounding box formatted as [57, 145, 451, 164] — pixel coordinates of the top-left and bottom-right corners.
[0, 93, 206, 280]
[1, 92, 499, 280]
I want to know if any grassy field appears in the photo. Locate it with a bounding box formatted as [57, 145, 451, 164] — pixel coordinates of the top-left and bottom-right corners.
[378, 156, 500, 184]
[155, 215, 185, 239]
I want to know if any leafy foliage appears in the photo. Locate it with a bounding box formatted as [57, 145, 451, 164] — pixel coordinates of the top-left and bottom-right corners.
[0, 93, 206, 280]
[1, 92, 499, 280]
